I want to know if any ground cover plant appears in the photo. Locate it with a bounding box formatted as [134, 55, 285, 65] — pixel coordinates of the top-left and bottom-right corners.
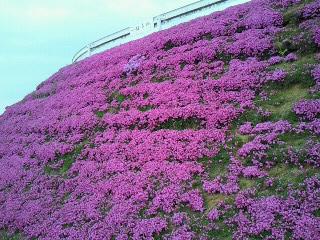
[0, 0, 319, 239]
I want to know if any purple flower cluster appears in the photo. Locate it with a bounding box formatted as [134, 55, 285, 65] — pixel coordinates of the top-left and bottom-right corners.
[207, 209, 220, 221]
[293, 99, 320, 121]
[272, 0, 301, 8]
[267, 69, 287, 82]
[0, 0, 319, 239]
[268, 55, 284, 65]
[315, 28, 320, 46]
[231, 177, 320, 240]
[305, 141, 320, 167]
[123, 54, 145, 74]
[238, 121, 292, 164]
[313, 65, 320, 81]
[302, 0, 320, 18]
[284, 53, 298, 62]
[242, 165, 267, 178]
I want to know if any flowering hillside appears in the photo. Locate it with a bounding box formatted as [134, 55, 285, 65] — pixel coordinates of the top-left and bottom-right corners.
[0, 0, 320, 239]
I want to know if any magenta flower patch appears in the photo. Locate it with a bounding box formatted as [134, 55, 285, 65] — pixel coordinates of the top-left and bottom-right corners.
[0, 0, 319, 239]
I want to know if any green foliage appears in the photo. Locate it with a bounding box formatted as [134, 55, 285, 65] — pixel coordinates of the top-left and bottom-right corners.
[255, 164, 319, 198]
[205, 194, 229, 210]
[239, 178, 257, 190]
[275, 24, 317, 56]
[105, 91, 128, 114]
[179, 61, 187, 70]
[215, 52, 233, 63]
[269, 165, 319, 188]
[156, 117, 201, 131]
[44, 140, 88, 175]
[260, 53, 318, 123]
[279, 132, 310, 149]
[282, 5, 303, 27]
[0, 231, 23, 240]
[163, 40, 176, 51]
[233, 134, 251, 148]
[249, 231, 272, 240]
[107, 106, 120, 114]
[143, 93, 149, 99]
[107, 91, 127, 103]
[207, 205, 237, 240]
[269, 54, 316, 88]
[284, 56, 316, 88]
[199, 148, 230, 179]
[232, 110, 269, 128]
[259, 84, 308, 123]
[314, 209, 320, 217]
[138, 105, 154, 112]
[95, 111, 105, 118]
[151, 75, 172, 83]
[116, 94, 126, 103]
[200, 33, 213, 41]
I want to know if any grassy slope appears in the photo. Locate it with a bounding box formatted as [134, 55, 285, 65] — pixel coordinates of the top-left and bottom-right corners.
[1, 1, 319, 239]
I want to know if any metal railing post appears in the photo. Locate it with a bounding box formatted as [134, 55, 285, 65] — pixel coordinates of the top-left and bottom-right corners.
[87, 44, 92, 57]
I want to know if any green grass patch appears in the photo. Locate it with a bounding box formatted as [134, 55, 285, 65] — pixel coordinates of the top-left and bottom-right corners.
[61, 192, 71, 205]
[215, 52, 233, 64]
[239, 178, 257, 190]
[44, 165, 58, 176]
[105, 91, 128, 114]
[212, 63, 229, 80]
[138, 105, 154, 112]
[257, 164, 320, 198]
[116, 94, 126, 103]
[274, 27, 301, 56]
[208, 227, 233, 240]
[313, 209, 320, 217]
[228, 133, 252, 156]
[156, 117, 201, 131]
[179, 61, 187, 70]
[60, 141, 87, 174]
[282, 4, 303, 27]
[0, 231, 23, 240]
[278, 132, 310, 150]
[231, 110, 270, 129]
[107, 106, 120, 114]
[268, 54, 316, 89]
[95, 111, 106, 118]
[143, 93, 149, 99]
[107, 91, 127, 103]
[199, 148, 230, 179]
[249, 231, 272, 240]
[151, 75, 172, 83]
[44, 140, 88, 176]
[274, 18, 317, 55]
[200, 33, 213, 41]
[207, 205, 237, 240]
[204, 193, 233, 212]
[269, 164, 304, 184]
[260, 84, 308, 122]
[163, 40, 176, 51]
[234, 134, 251, 147]
[177, 205, 207, 232]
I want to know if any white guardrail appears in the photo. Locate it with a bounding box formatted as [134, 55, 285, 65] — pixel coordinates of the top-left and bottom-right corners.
[72, 0, 250, 63]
